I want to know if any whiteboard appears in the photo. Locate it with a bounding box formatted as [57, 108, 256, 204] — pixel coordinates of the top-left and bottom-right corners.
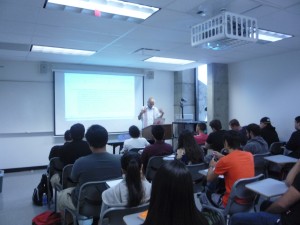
[0, 81, 53, 133]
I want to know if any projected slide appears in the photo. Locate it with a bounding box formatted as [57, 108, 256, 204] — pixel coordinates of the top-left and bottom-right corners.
[54, 71, 143, 135]
[65, 73, 135, 120]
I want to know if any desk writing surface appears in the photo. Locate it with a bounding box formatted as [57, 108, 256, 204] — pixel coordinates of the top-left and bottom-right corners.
[123, 212, 144, 225]
[245, 178, 288, 198]
[264, 155, 298, 164]
[106, 179, 123, 188]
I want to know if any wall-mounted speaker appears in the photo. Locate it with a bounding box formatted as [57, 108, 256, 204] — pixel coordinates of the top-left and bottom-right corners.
[145, 70, 154, 79]
[40, 62, 48, 74]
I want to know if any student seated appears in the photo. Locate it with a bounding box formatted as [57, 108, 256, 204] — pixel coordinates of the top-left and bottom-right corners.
[121, 125, 150, 153]
[176, 129, 205, 165]
[57, 125, 121, 214]
[49, 129, 72, 160]
[194, 122, 208, 145]
[143, 160, 208, 225]
[101, 151, 151, 209]
[206, 130, 254, 208]
[230, 159, 300, 225]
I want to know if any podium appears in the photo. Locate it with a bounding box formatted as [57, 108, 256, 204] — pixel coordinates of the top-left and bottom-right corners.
[142, 124, 173, 140]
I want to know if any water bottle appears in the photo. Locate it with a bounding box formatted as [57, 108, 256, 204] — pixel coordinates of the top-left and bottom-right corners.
[42, 193, 48, 206]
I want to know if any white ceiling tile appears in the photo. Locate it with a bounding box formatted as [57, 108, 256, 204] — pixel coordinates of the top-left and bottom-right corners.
[0, 0, 299, 71]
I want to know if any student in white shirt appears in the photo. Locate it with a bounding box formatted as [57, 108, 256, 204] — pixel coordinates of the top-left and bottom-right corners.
[121, 125, 150, 153]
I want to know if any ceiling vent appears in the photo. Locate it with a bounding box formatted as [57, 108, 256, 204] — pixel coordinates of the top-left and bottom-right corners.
[191, 11, 258, 50]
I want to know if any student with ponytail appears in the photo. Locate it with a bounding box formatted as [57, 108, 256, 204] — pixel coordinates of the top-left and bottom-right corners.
[101, 152, 151, 209]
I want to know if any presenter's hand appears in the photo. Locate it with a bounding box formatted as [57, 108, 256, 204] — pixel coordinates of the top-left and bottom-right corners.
[159, 108, 164, 114]
[140, 108, 147, 114]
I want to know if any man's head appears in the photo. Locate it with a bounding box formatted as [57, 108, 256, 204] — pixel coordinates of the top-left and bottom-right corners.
[151, 125, 164, 141]
[246, 123, 261, 139]
[209, 119, 222, 131]
[260, 117, 271, 128]
[196, 122, 207, 133]
[147, 97, 155, 109]
[129, 125, 140, 138]
[85, 124, 108, 149]
[64, 130, 72, 142]
[295, 116, 300, 130]
[229, 119, 240, 131]
[223, 130, 241, 150]
[70, 123, 85, 141]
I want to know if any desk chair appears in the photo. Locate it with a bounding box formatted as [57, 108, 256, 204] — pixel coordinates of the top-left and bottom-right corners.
[186, 163, 207, 193]
[48, 157, 64, 208]
[52, 164, 74, 212]
[64, 180, 108, 225]
[253, 152, 271, 177]
[99, 203, 149, 225]
[145, 155, 167, 182]
[128, 148, 144, 154]
[199, 174, 264, 225]
[61, 164, 74, 189]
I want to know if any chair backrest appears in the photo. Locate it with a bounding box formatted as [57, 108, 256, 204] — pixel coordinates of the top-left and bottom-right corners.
[186, 163, 207, 182]
[62, 164, 74, 189]
[76, 180, 108, 217]
[253, 152, 271, 176]
[224, 174, 264, 216]
[187, 162, 208, 193]
[129, 148, 144, 153]
[269, 142, 285, 155]
[48, 157, 64, 178]
[99, 203, 149, 225]
[145, 155, 166, 182]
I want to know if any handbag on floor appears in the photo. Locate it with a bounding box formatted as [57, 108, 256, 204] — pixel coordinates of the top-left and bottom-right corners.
[32, 210, 61, 225]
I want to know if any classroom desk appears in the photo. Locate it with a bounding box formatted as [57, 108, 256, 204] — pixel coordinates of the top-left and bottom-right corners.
[264, 155, 298, 164]
[106, 179, 123, 188]
[163, 154, 175, 161]
[245, 178, 288, 199]
[123, 212, 144, 225]
[107, 140, 124, 154]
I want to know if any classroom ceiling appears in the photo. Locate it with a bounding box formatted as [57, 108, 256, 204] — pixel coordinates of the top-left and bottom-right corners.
[0, 0, 300, 71]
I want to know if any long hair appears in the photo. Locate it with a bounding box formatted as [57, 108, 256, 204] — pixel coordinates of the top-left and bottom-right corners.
[177, 129, 204, 164]
[143, 160, 208, 225]
[121, 152, 144, 207]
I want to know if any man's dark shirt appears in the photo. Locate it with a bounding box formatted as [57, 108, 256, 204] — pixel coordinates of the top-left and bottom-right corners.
[141, 140, 173, 173]
[286, 130, 300, 159]
[60, 140, 91, 166]
[261, 126, 279, 147]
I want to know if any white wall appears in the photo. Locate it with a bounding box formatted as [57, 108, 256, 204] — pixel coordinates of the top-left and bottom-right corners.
[0, 60, 174, 170]
[228, 50, 300, 141]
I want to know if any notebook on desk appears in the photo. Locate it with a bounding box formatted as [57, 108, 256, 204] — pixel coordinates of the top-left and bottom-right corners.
[138, 210, 148, 220]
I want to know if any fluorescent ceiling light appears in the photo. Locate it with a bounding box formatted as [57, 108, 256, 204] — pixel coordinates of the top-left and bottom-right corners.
[31, 45, 95, 56]
[47, 0, 159, 20]
[145, 57, 195, 65]
[258, 29, 292, 42]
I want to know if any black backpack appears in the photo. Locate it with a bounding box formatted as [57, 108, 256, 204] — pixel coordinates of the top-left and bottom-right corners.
[32, 173, 53, 206]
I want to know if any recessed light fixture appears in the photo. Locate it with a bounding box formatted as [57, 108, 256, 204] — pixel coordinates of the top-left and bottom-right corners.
[258, 29, 292, 42]
[46, 0, 159, 20]
[31, 45, 96, 56]
[144, 57, 195, 65]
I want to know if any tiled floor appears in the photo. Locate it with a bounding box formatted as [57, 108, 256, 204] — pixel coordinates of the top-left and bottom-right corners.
[0, 169, 48, 225]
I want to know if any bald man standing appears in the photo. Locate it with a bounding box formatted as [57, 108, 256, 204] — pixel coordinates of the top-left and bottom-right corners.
[138, 97, 164, 128]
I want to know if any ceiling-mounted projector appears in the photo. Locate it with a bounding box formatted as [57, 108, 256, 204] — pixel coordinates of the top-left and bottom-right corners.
[191, 11, 258, 50]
